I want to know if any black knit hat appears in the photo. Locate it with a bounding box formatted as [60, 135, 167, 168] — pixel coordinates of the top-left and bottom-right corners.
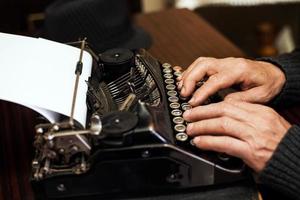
[44, 0, 152, 53]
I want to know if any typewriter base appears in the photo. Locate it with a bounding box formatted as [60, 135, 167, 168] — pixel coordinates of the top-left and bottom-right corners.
[32, 144, 247, 200]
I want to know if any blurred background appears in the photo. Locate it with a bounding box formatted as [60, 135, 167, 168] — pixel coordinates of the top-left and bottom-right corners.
[1, 0, 299, 57]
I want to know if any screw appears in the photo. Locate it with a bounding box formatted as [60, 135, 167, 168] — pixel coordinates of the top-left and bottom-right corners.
[57, 184, 66, 192]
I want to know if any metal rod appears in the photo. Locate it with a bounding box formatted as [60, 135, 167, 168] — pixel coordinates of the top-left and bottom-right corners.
[69, 38, 86, 126]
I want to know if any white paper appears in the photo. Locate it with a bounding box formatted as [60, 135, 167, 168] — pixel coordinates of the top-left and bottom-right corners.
[0, 32, 93, 127]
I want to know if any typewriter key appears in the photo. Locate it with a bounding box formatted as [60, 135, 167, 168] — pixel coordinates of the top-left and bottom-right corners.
[164, 74, 173, 79]
[217, 153, 231, 161]
[163, 68, 172, 73]
[170, 102, 180, 109]
[162, 63, 171, 68]
[167, 90, 177, 97]
[182, 103, 192, 111]
[168, 96, 179, 103]
[179, 95, 188, 101]
[165, 79, 175, 84]
[174, 124, 186, 132]
[176, 132, 188, 141]
[173, 116, 184, 124]
[190, 139, 195, 146]
[173, 66, 182, 71]
[174, 71, 182, 77]
[171, 109, 182, 116]
[166, 84, 176, 90]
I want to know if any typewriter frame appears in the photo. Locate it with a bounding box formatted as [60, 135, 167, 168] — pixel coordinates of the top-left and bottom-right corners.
[31, 48, 247, 200]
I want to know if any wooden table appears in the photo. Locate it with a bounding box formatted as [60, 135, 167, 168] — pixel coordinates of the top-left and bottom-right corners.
[0, 8, 298, 200]
[135, 9, 244, 67]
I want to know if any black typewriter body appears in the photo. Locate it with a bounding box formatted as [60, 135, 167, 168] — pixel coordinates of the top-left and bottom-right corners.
[31, 48, 247, 199]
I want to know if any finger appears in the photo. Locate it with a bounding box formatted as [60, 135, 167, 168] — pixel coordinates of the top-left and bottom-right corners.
[180, 57, 216, 97]
[188, 73, 235, 106]
[224, 86, 269, 104]
[222, 99, 270, 114]
[183, 101, 251, 123]
[192, 135, 249, 160]
[186, 117, 251, 140]
[181, 57, 208, 80]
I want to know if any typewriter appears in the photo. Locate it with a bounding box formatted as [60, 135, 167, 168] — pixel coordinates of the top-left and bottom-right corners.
[31, 41, 247, 199]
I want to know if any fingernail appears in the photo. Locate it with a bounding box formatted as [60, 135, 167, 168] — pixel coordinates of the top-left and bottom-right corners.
[176, 76, 182, 81]
[178, 81, 183, 90]
[189, 97, 195, 104]
[187, 123, 193, 134]
[183, 109, 191, 118]
[181, 86, 186, 94]
[193, 137, 200, 143]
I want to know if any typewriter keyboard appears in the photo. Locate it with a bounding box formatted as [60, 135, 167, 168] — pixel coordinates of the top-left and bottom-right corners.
[161, 63, 193, 143]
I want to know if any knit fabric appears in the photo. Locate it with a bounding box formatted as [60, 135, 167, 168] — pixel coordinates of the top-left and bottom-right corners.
[259, 125, 300, 200]
[257, 48, 300, 107]
[257, 48, 300, 199]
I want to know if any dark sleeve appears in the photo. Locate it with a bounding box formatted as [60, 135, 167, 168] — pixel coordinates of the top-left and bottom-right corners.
[257, 48, 300, 107]
[258, 125, 300, 200]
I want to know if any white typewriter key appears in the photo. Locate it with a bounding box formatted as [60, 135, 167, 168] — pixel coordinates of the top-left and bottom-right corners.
[170, 102, 180, 109]
[174, 124, 186, 132]
[167, 90, 177, 97]
[176, 132, 188, 141]
[171, 109, 182, 116]
[164, 74, 173, 79]
[173, 116, 184, 124]
[163, 68, 172, 73]
[173, 66, 182, 71]
[165, 79, 175, 84]
[182, 103, 192, 111]
[174, 71, 182, 77]
[166, 84, 176, 90]
[162, 63, 172, 68]
[190, 139, 195, 146]
[168, 96, 179, 103]
[179, 95, 188, 101]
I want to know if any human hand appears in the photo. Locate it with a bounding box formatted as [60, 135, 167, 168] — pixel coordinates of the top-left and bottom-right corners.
[177, 57, 286, 106]
[183, 100, 291, 172]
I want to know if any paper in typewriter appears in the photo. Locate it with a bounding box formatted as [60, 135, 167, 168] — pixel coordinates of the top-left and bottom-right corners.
[0, 32, 92, 127]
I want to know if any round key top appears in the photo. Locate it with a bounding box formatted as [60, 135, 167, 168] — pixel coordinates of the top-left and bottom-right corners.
[165, 79, 175, 84]
[182, 103, 192, 111]
[173, 66, 182, 71]
[174, 124, 186, 132]
[173, 116, 184, 124]
[163, 68, 172, 73]
[164, 74, 173, 79]
[168, 96, 179, 103]
[166, 84, 176, 90]
[171, 109, 182, 116]
[167, 90, 177, 97]
[176, 132, 188, 141]
[170, 102, 180, 109]
[162, 63, 171, 68]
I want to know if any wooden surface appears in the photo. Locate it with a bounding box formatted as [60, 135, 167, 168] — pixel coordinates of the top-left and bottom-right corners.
[0, 8, 299, 200]
[135, 9, 245, 67]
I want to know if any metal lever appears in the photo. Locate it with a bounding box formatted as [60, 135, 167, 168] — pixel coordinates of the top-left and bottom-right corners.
[119, 93, 137, 111]
[69, 38, 87, 127]
[44, 115, 102, 141]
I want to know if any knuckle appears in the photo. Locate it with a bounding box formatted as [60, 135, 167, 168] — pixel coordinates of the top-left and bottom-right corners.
[209, 74, 218, 81]
[263, 108, 278, 122]
[220, 117, 230, 132]
[196, 57, 206, 62]
[219, 102, 231, 115]
[236, 58, 250, 72]
[222, 137, 233, 150]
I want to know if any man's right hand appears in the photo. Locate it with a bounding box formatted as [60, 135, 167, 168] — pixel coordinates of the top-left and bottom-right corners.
[177, 57, 286, 106]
